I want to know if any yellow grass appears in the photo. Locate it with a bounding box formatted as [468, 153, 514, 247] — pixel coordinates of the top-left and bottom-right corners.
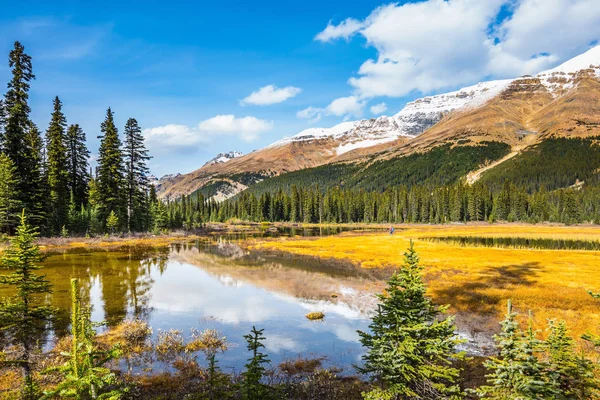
[305, 311, 325, 320]
[250, 224, 600, 338]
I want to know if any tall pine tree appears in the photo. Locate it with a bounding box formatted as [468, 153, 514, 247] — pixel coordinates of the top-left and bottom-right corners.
[45, 96, 69, 234]
[2, 42, 46, 229]
[66, 124, 90, 207]
[123, 118, 151, 232]
[96, 108, 125, 229]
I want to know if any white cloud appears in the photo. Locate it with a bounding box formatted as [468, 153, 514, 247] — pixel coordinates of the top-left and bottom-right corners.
[370, 102, 387, 115]
[297, 96, 366, 123]
[317, 0, 600, 98]
[326, 95, 365, 117]
[240, 84, 301, 106]
[143, 115, 272, 154]
[296, 106, 323, 123]
[198, 115, 273, 142]
[143, 124, 210, 154]
[315, 18, 364, 42]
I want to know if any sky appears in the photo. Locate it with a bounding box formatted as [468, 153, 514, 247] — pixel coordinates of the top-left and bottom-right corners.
[1, 0, 599, 177]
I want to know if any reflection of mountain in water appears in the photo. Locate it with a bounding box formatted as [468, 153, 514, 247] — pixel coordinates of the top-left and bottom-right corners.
[170, 241, 387, 318]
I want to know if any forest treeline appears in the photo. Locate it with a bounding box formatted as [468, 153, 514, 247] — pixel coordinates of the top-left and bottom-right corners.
[159, 180, 597, 229]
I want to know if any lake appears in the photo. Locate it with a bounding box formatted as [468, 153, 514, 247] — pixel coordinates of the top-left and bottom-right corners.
[31, 230, 391, 373]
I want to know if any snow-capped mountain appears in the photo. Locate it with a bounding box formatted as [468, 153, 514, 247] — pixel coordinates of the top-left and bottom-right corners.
[158, 45, 600, 200]
[203, 151, 244, 167]
[269, 78, 513, 156]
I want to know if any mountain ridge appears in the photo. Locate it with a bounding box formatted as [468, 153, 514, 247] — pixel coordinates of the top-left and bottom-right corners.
[158, 45, 600, 200]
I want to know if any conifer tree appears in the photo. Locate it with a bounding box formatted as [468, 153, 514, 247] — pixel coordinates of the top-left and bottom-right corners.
[545, 320, 598, 399]
[0, 211, 53, 398]
[358, 242, 463, 399]
[476, 301, 557, 399]
[66, 124, 90, 207]
[242, 326, 271, 400]
[2, 42, 47, 230]
[96, 108, 124, 227]
[0, 153, 21, 233]
[46, 96, 69, 234]
[123, 118, 151, 232]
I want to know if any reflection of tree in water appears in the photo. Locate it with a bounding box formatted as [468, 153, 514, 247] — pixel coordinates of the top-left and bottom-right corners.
[42, 246, 170, 337]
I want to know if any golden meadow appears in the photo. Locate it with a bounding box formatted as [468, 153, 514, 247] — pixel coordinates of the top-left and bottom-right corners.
[250, 224, 600, 340]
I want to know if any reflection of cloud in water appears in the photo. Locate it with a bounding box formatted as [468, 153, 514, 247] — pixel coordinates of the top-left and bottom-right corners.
[264, 334, 305, 354]
[150, 262, 280, 323]
[332, 324, 361, 343]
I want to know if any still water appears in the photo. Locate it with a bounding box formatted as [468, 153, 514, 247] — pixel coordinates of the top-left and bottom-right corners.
[36, 231, 390, 372]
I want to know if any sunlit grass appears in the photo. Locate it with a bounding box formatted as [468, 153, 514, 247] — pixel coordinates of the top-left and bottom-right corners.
[251, 224, 600, 339]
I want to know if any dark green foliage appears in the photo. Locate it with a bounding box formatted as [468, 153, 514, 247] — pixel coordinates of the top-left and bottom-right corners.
[0, 212, 53, 398]
[97, 108, 125, 229]
[476, 302, 558, 400]
[66, 124, 90, 207]
[45, 96, 69, 234]
[0, 99, 6, 150]
[480, 137, 600, 192]
[42, 278, 126, 399]
[545, 320, 599, 399]
[350, 142, 510, 191]
[242, 326, 271, 400]
[2, 42, 47, 232]
[123, 118, 151, 232]
[0, 153, 21, 233]
[358, 242, 463, 399]
[244, 163, 359, 196]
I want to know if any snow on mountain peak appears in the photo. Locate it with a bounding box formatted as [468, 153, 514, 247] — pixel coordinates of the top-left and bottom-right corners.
[268, 47, 600, 156]
[539, 45, 600, 75]
[203, 151, 244, 166]
[535, 45, 600, 93]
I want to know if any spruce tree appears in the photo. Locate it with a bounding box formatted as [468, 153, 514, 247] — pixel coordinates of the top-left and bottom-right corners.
[66, 124, 90, 207]
[96, 108, 124, 227]
[242, 326, 271, 400]
[2, 42, 47, 230]
[0, 211, 53, 398]
[476, 301, 557, 399]
[46, 96, 69, 234]
[0, 153, 21, 233]
[358, 242, 463, 399]
[123, 118, 151, 232]
[545, 320, 598, 399]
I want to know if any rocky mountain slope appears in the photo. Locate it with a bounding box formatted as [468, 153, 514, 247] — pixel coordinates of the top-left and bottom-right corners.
[158, 46, 600, 200]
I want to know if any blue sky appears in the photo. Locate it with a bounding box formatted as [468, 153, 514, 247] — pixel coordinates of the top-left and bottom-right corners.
[1, 0, 599, 176]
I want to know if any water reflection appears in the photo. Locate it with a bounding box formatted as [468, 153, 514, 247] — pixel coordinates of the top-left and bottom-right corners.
[10, 239, 387, 370]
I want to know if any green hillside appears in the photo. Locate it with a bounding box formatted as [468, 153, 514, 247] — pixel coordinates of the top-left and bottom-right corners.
[479, 137, 600, 192]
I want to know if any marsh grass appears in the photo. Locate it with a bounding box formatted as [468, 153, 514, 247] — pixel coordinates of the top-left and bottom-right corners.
[306, 312, 325, 320]
[251, 224, 600, 339]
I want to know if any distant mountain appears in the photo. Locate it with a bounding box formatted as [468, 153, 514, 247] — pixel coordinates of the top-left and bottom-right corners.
[202, 151, 244, 167]
[158, 46, 600, 200]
